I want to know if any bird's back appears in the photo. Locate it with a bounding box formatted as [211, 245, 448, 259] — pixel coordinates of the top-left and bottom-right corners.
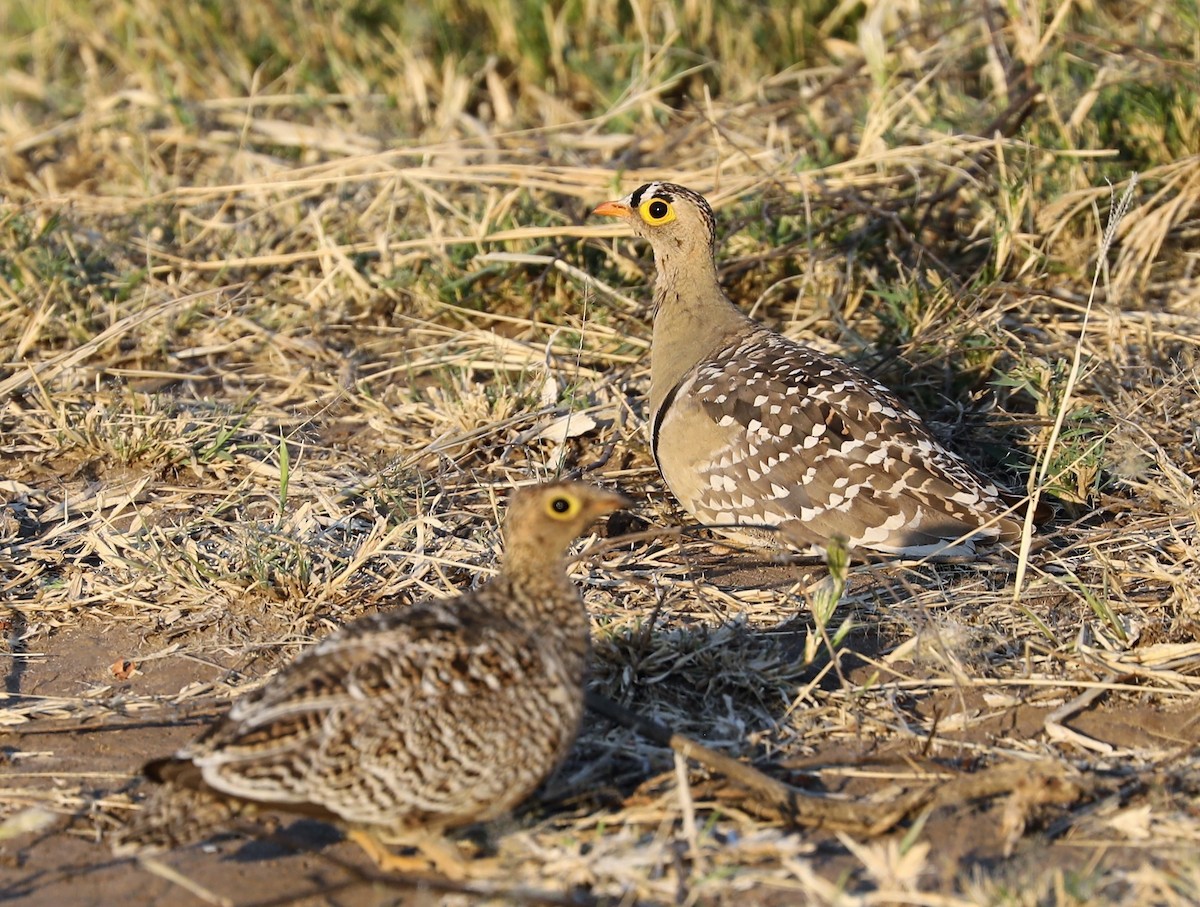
[654, 326, 1022, 555]
[186, 592, 587, 828]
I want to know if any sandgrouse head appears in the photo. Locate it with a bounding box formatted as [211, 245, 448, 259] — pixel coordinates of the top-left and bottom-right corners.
[593, 182, 717, 261]
[502, 481, 631, 569]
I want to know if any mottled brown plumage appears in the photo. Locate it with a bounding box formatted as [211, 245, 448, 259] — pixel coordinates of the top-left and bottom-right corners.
[594, 182, 1034, 557]
[112, 481, 630, 876]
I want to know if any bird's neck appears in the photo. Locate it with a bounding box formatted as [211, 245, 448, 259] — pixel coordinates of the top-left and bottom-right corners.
[494, 548, 591, 635]
[648, 250, 751, 416]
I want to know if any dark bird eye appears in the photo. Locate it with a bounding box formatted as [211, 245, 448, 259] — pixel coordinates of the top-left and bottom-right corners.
[649, 201, 669, 219]
[551, 497, 571, 513]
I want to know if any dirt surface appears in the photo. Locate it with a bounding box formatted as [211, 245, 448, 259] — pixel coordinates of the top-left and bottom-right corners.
[4, 601, 1198, 906]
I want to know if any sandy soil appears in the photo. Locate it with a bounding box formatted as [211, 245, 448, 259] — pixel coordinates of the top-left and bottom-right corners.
[5, 609, 1197, 906]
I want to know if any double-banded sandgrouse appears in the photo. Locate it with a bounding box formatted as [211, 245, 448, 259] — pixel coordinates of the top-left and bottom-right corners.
[112, 481, 630, 877]
[594, 182, 1031, 557]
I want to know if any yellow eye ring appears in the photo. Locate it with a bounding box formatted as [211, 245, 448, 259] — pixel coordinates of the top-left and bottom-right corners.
[639, 199, 676, 225]
[545, 494, 581, 519]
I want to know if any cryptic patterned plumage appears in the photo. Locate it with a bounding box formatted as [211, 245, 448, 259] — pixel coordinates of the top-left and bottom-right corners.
[112, 481, 630, 876]
[594, 182, 1031, 556]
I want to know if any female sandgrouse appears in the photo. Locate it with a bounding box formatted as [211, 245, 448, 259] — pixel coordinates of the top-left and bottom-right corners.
[594, 182, 1030, 557]
[112, 481, 630, 877]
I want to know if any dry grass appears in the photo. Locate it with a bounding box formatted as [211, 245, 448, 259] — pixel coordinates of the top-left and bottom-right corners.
[2, 0, 1200, 904]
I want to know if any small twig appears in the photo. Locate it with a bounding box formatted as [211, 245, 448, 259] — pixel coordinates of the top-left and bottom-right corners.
[2, 705, 227, 736]
[137, 855, 234, 907]
[584, 691, 929, 834]
[928, 760, 1084, 810]
[1044, 679, 1116, 754]
[673, 750, 700, 861]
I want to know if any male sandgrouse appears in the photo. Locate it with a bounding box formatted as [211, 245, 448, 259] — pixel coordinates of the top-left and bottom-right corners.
[112, 481, 630, 877]
[594, 182, 1030, 557]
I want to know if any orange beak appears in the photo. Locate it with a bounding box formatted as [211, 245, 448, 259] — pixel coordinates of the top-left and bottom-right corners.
[592, 200, 632, 218]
